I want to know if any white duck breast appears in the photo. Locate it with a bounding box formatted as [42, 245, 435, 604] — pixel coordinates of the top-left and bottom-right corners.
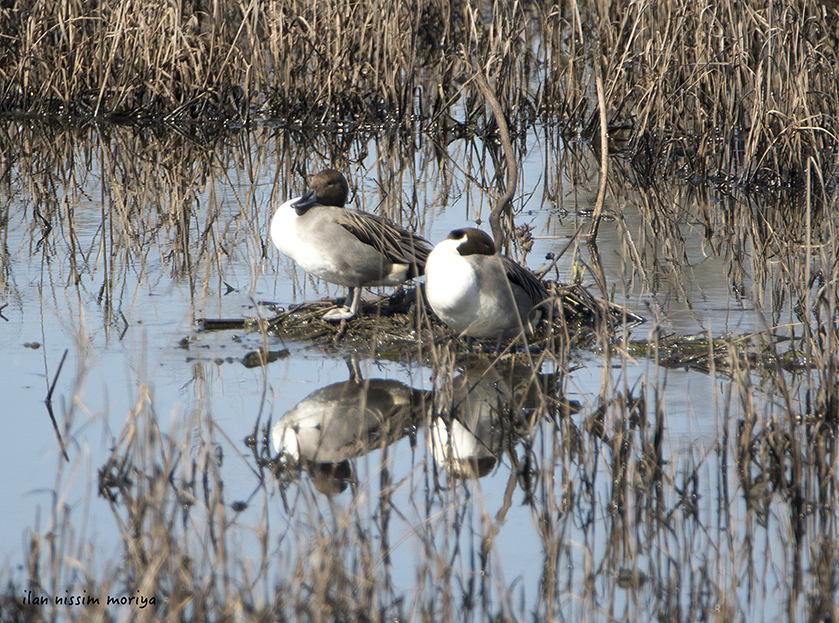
[269, 168, 432, 321]
[425, 228, 548, 339]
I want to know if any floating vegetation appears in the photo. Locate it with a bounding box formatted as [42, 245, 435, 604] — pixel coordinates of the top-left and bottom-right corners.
[626, 330, 808, 375]
[194, 281, 645, 362]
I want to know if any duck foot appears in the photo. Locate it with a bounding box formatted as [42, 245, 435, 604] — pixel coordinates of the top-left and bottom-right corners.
[322, 306, 357, 322]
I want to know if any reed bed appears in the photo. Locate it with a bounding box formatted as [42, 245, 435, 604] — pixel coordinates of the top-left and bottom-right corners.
[542, 0, 839, 194]
[3, 0, 836, 193]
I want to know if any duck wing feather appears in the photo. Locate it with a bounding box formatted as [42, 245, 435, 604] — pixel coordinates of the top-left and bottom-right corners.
[501, 256, 549, 304]
[338, 210, 431, 276]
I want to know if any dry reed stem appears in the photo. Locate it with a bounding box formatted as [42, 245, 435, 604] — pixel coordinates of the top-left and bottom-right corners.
[474, 68, 517, 254]
[586, 71, 609, 242]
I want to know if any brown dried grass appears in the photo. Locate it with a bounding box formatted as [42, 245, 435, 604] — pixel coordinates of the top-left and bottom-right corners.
[2, 0, 836, 194]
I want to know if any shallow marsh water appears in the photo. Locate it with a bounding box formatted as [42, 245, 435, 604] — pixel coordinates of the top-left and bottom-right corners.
[0, 120, 833, 621]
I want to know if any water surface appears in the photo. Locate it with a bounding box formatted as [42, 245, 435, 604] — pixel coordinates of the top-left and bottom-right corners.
[0, 121, 826, 621]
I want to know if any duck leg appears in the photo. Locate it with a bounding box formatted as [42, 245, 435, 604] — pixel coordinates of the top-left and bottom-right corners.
[322, 287, 362, 322]
[494, 332, 505, 356]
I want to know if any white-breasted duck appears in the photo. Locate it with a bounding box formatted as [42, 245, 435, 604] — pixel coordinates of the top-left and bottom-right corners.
[270, 169, 432, 321]
[425, 227, 548, 342]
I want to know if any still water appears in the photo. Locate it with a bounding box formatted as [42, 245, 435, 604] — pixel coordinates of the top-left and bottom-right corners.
[0, 120, 823, 620]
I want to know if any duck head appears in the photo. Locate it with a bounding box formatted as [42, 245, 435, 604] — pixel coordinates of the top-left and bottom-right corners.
[292, 168, 350, 215]
[448, 228, 497, 257]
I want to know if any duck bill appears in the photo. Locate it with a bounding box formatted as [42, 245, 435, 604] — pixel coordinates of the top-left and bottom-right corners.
[292, 188, 319, 214]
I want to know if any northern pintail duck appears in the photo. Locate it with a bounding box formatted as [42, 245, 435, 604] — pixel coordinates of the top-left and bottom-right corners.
[270, 169, 432, 321]
[425, 228, 548, 341]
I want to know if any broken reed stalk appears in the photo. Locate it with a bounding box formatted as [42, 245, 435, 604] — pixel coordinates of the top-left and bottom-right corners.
[474, 68, 517, 253]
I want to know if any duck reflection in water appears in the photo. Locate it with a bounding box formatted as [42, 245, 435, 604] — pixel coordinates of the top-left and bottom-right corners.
[271, 359, 424, 494]
[429, 360, 558, 480]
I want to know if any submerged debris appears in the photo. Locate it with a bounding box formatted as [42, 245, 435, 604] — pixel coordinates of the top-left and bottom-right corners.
[241, 349, 290, 368]
[626, 330, 809, 375]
